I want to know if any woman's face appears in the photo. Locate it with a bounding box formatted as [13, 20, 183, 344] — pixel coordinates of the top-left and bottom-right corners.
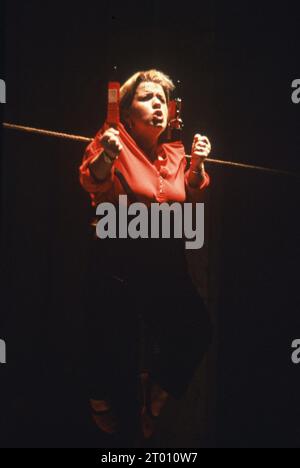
[127, 82, 169, 138]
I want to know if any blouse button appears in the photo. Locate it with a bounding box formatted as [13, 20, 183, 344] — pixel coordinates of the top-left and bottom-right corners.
[160, 167, 168, 178]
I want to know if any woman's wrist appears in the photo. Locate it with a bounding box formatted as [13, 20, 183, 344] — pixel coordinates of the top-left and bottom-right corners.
[88, 150, 117, 183]
[188, 162, 205, 188]
[191, 162, 205, 175]
[102, 150, 117, 165]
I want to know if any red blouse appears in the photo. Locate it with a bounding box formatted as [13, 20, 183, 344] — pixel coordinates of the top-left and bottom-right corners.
[79, 122, 210, 207]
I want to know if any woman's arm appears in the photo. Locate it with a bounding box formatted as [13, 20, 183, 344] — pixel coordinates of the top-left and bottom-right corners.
[80, 127, 123, 190]
[88, 150, 115, 182]
[89, 127, 122, 182]
[184, 134, 211, 202]
[79, 127, 123, 205]
[187, 162, 206, 188]
[184, 164, 210, 203]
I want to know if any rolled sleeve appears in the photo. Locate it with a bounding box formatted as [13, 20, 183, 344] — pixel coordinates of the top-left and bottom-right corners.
[184, 168, 210, 203]
[79, 155, 114, 193]
[79, 130, 115, 206]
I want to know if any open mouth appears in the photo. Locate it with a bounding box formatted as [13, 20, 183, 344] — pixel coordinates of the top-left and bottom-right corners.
[153, 113, 164, 124]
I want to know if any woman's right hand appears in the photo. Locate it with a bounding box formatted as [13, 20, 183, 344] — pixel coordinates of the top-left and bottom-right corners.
[100, 128, 123, 160]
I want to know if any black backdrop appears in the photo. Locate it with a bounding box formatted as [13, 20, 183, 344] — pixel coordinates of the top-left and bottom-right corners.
[0, 0, 299, 448]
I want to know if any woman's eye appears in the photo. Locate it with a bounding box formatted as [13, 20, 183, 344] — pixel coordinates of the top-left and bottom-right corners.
[139, 94, 165, 103]
[156, 95, 166, 104]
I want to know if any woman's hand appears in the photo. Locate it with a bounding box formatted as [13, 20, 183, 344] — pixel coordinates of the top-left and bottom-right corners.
[100, 128, 123, 160]
[88, 128, 123, 182]
[191, 134, 211, 171]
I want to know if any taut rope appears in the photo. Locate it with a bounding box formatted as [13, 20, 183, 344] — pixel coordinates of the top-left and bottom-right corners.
[3, 122, 299, 179]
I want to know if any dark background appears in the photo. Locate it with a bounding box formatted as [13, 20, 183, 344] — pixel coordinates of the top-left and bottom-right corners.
[0, 0, 299, 447]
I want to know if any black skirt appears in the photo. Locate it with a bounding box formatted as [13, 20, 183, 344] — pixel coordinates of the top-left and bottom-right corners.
[82, 231, 212, 401]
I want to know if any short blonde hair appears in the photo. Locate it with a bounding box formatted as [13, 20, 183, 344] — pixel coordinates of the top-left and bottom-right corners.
[120, 69, 175, 121]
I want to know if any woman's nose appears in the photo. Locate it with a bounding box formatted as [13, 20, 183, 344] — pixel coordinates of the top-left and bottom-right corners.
[152, 98, 161, 108]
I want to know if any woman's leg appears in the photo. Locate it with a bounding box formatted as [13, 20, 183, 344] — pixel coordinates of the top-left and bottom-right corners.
[82, 241, 139, 433]
[143, 273, 213, 400]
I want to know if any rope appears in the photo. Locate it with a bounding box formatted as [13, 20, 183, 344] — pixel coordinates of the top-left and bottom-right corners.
[204, 157, 299, 178]
[3, 122, 93, 143]
[2, 122, 299, 179]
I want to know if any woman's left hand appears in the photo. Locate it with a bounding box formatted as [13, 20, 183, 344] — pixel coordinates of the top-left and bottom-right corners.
[191, 134, 211, 170]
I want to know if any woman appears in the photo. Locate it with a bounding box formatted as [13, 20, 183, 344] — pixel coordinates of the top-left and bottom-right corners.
[79, 69, 212, 441]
